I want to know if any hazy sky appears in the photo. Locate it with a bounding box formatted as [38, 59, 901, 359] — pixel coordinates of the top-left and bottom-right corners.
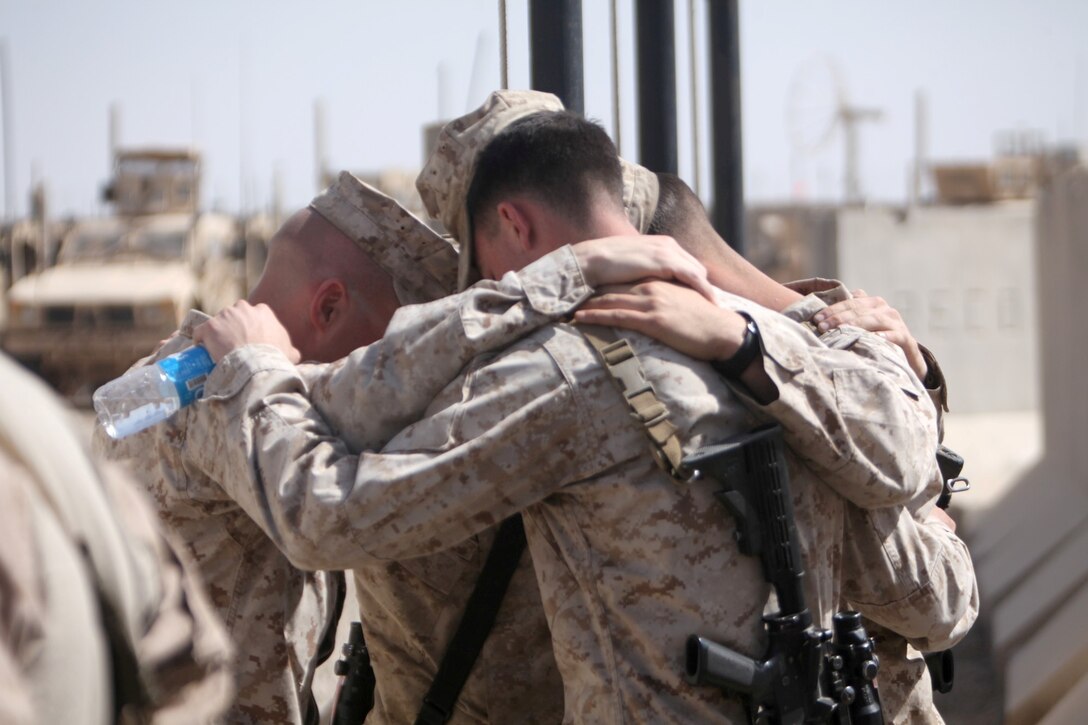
[1, 0, 1084, 218]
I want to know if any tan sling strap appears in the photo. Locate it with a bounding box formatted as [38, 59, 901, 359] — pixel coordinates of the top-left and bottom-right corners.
[579, 325, 689, 481]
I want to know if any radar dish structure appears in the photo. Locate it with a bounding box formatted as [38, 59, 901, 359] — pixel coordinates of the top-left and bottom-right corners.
[787, 56, 882, 204]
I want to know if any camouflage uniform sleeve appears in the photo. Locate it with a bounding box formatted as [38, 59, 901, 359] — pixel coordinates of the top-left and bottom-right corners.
[94, 462, 238, 720]
[843, 505, 978, 651]
[0, 644, 33, 725]
[0, 454, 42, 725]
[918, 343, 948, 442]
[724, 302, 942, 509]
[298, 244, 592, 452]
[189, 333, 612, 570]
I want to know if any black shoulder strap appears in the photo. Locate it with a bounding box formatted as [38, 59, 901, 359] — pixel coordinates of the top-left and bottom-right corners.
[414, 515, 527, 725]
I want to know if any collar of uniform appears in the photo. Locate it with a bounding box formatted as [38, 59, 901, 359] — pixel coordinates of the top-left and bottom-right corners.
[517, 245, 592, 315]
[179, 309, 212, 339]
[780, 277, 852, 324]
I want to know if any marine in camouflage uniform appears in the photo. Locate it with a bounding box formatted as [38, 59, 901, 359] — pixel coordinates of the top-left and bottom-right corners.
[0, 351, 233, 724]
[623, 160, 977, 724]
[95, 309, 343, 725]
[788, 281, 976, 725]
[189, 104, 945, 722]
[96, 174, 599, 724]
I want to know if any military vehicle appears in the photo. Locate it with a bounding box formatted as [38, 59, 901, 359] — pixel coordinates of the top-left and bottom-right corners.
[3, 148, 247, 396]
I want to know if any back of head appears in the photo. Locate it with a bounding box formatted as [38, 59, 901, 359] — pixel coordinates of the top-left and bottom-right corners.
[417, 89, 565, 290]
[647, 173, 721, 259]
[252, 208, 398, 360]
[465, 111, 625, 239]
[310, 172, 458, 305]
[252, 173, 459, 362]
[647, 172, 802, 310]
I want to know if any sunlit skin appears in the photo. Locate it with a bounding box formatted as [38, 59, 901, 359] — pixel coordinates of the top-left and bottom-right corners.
[472, 188, 778, 402]
[197, 208, 399, 364]
[195, 208, 719, 365]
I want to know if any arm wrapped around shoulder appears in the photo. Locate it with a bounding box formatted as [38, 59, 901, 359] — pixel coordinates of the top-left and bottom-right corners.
[841, 506, 978, 652]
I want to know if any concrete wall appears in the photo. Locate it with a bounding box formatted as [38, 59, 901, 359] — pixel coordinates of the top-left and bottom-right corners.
[836, 202, 1039, 413]
[745, 205, 839, 285]
[750, 194, 1084, 721]
[973, 167, 1088, 724]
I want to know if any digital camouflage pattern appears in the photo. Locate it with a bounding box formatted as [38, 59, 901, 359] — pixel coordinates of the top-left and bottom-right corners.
[416, 89, 564, 290]
[620, 157, 660, 234]
[94, 310, 342, 725]
[311, 171, 459, 304]
[423, 88, 970, 721]
[186, 247, 594, 723]
[1, 352, 233, 725]
[183, 265, 943, 722]
[783, 279, 978, 724]
[93, 174, 460, 723]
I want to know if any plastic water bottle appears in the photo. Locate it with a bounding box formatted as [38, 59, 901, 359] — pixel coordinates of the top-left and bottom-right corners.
[93, 345, 215, 439]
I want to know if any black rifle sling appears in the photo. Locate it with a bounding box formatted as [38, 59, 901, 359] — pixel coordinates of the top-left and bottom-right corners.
[415, 515, 528, 725]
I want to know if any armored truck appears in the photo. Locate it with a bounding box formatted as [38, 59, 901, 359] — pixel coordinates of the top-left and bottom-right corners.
[3, 149, 246, 396]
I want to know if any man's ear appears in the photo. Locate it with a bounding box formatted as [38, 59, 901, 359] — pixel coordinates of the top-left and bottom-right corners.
[495, 200, 535, 253]
[309, 278, 348, 333]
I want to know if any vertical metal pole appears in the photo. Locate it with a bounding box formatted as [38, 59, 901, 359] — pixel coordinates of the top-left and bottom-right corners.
[688, 0, 702, 197]
[499, 0, 509, 90]
[635, 0, 677, 174]
[313, 99, 327, 192]
[708, 0, 744, 254]
[609, 0, 622, 151]
[529, 0, 584, 114]
[1, 39, 15, 220]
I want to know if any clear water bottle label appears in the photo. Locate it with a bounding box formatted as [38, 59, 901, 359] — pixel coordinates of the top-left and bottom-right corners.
[157, 346, 215, 406]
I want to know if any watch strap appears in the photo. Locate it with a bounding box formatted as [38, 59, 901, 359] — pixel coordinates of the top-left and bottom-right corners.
[712, 312, 760, 379]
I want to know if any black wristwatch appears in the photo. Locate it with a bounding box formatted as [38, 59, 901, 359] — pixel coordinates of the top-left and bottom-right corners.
[712, 312, 761, 379]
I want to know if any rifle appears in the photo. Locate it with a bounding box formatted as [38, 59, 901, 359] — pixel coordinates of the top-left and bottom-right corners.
[924, 445, 970, 694]
[935, 445, 970, 510]
[682, 424, 882, 724]
[332, 622, 376, 725]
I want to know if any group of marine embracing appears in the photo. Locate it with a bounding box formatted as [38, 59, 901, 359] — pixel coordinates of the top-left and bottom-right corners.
[95, 88, 978, 725]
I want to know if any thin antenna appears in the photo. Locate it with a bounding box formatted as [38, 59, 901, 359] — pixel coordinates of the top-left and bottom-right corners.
[0, 39, 13, 220]
[466, 32, 490, 112]
[272, 162, 283, 224]
[688, 0, 701, 197]
[499, 0, 509, 90]
[610, 0, 621, 151]
[109, 102, 121, 162]
[911, 89, 928, 206]
[314, 99, 327, 191]
[238, 41, 249, 216]
[190, 77, 199, 150]
[437, 62, 450, 119]
[1076, 55, 1085, 150]
[840, 103, 881, 205]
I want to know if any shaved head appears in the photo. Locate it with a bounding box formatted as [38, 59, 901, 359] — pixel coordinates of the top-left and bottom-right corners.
[249, 208, 400, 362]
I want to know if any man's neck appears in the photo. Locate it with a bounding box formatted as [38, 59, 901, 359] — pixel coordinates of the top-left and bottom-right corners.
[699, 231, 803, 312]
[582, 208, 640, 241]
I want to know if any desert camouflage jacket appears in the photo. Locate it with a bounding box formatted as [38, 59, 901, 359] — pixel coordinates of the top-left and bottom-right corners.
[786, 279, 978, 724]
[182, 247, 594, 723]
[1, 353, 233, 725]
[94, 310, 343, 725]
[187, 270, 942, 723]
